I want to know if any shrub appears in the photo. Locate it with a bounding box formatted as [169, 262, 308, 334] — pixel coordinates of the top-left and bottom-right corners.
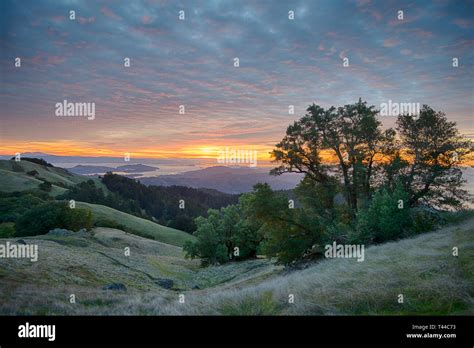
[15, 201, 93, 236]
[38, 181, 52, 192]
[26, 170, 39, 177]
[184, 214, 232, 265]
[184, 203, 262, 266]
[410, 207, 440, 233]
[0, 192, 46, 223]
[11, 161, 24, 172]
[352, 185, 412, 244]
[0, 223, 16, 238]
[61, 208, 93, 232]
[243, 183, 324, 265]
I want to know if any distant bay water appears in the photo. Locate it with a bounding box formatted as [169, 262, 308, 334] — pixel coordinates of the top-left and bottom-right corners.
[1, 153, 472, 198]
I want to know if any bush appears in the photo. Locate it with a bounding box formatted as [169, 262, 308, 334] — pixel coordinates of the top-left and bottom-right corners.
[184, 204, 262, 266]
[351, 185, 412, 244]
[410, 207, 440, 233]
[11, 161, 24, 172]
[0, 222, 16, 238]
[15, 201, 93, 236]
[244, 183, 324, 265]
[61, 208, 93, 232]
[26, 170, 39, 177]
[183, 221, 228, 266]
[0, 192, 46, 223]
[38, 181, 52, 192]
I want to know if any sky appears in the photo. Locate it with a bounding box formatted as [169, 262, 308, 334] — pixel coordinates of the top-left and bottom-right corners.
[1, 0, 473, 160]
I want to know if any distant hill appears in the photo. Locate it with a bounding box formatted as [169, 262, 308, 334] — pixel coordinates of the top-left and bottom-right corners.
[68, 164, 159, 175]
[0, 159, 107, 196]
[66, 165, 116, 175]
[0, 159, 194, 246]
[140, 166, 304, 194]
[117, 164, 158, 172]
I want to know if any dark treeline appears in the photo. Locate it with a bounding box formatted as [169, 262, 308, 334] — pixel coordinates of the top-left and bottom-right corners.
[59, 180, 145, 217]
[100, 173, 238, 232]
[9, 157, 54, 167]
[60, 174, 238, 233]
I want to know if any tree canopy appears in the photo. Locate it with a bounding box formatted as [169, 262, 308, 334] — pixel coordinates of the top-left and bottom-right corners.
[180, 100, 473, 265]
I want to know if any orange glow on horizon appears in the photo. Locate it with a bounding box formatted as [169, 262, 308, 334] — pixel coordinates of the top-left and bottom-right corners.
[0, 141, 275, 161]
[1, 141, 473, 166]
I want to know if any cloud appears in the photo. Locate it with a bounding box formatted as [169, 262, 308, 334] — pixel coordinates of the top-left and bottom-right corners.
[453, 18, 473, 29]
[77, 16, 95, 25]
[1, 0, 472, 157]
[100, 7, 122, 21]
[383, 38, 400, 47]
[141, 15, 152, 24]
[400, 49, 412, 56]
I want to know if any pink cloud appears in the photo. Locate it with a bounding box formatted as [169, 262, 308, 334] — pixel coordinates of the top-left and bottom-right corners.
[27, 54, 66, 67]
[51, 16, 66, 23]
[369, 10, 382, 21]
[453, 18, 473, 29]
[77, 16, 95, 25]
[361, 8, 382, 21]
[339, 50, 348, 60]
[142, 16, 152, 24]
[383, 38, 400, 47]
[356, 0, 371, 6]
[400, 49, 412, 56]
[388, 10, 423, 27]
[101, 7, 122, 21]
[47, 56, 66, 65]
[398, 28, 433, 39]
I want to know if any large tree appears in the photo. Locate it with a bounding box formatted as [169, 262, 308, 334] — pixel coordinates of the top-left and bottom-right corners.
[396, 105, 472, 209]
[271, 99, 394, 213]
[271, 100, 471, 212]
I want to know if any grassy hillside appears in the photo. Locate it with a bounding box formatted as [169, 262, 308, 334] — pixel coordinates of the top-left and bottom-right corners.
[0, 159, 107, 196]
[0, 217, 472, 315]
[185, 217, 474, 315]
[0, 159, 193, 246]
[76, 202, 195, 247]
[0, 227, 278, 314]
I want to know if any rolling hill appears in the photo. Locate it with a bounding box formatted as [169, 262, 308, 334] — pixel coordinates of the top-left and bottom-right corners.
[0, 216, 472, 315]
[67, 164, 159, 175]
[76, 202, 195, 247]
[0, 159, 107, 196]
[0, 159, 194, 247]
[140, 166, 304, 194]
[1, 158, 472, 316]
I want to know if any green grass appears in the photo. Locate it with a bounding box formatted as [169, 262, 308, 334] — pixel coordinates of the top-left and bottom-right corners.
[220, 291, 281, 315]
[0, 199, 472, 315]
[0, 159, 107, 196]
[0, 159, 192, 247]
[168, 216, 474, 315]
[77, 202, 195, 247]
